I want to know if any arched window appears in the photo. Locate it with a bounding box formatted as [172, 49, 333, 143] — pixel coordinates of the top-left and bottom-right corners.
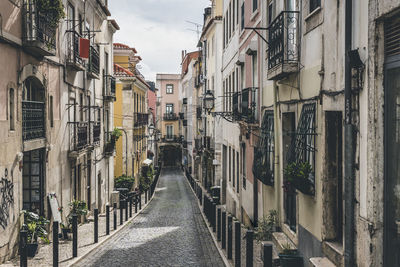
[22, 77, 45, 140]
[9, 88, 15, 130]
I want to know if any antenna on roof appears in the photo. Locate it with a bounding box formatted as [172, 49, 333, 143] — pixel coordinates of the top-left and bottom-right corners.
[185, 20, 202, 40]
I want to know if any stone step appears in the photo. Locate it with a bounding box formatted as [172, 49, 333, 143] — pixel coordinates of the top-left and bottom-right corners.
[272, 232, 296, 253]
[309, 257, 336, 267]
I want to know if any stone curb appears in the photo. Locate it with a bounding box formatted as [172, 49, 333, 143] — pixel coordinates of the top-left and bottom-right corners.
[68, 177, 161, 267]
[184, 172, 231, 267]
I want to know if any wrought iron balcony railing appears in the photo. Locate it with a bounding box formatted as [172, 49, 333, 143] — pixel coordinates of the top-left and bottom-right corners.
[161, 135, 179, 143]
[22, 1, 57, 56]
[134, 113, 149, 127]
[104, 74, 116, 101]
[87, 46, 100, 78]
[230, 87, 259, 124]
[22, 101, 45, 141]
[66, 30, 85, 71]
[69, 122, 89, 151]
[163, 113, 179, 121]
[93, 122, 101, 143]
[267, 11, 300, 80]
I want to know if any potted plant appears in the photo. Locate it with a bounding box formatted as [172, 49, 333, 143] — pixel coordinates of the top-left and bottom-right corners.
[255, 210, 279, 242]
[105, 128, 123, 154]
[279, 242, 304, 267]
[283, 161, 315, 195]
[58, 206, 71, 240]
[68, 200, 88, 223]
[35, 0, 65, 27]
[21, 211, 50, 257]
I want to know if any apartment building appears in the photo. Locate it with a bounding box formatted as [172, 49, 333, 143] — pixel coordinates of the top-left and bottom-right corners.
[156, 74, 181, 167]
[0, 0, 117, 262]
[113, 43, 149, 186]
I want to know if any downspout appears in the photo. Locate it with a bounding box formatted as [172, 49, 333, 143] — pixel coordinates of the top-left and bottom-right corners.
[273, 80, 280, 223]
[344, 0, 355, 266]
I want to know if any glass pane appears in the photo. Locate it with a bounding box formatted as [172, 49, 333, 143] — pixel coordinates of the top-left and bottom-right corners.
[31, 190, 40, 201]
[31, 150, 40, 161]
[23, 175, 30, 188]
[31, 163, 40, 175]
[23, 190, 30, 202]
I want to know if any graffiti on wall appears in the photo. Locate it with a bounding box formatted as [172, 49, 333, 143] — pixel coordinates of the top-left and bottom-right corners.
[0, 169, 14, 230]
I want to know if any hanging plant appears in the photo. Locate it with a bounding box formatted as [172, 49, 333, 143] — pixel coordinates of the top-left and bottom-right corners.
[35, 0, 65, 27]
[283, 161, 315, 195]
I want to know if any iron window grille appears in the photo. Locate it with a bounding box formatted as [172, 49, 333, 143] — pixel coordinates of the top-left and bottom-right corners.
[93, 122, 101, 144]
[267, 11, 300, 70]
[240, 87, 259, 124]
[69, 122, 89, 151]
[88, 45, 100, 76]
[253, 111, 274, 186]
[287, 103, 317, 185]
[104, 74, 116, 100]
[22, 100, 45, 141]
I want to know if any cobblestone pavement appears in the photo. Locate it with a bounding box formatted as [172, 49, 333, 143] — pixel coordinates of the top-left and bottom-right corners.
[75, 167, 225, 267]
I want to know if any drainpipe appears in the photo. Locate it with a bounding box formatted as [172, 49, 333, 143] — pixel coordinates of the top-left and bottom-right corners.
[344, 0, 355, 266]
[273, 81, 281, 224]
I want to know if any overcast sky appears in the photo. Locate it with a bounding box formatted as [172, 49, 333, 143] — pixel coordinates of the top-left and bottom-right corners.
[109, 0, 210, 82]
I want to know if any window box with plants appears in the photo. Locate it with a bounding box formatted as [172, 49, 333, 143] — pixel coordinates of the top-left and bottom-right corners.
[105, 128, 123, 154]
[283, 161, 315, 196]
[21, 210, 50, 257]
[279, 242, 304, 267]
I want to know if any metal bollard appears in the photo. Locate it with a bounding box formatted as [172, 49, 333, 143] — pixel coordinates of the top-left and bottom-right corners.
[246, 230, 254, 267]
[120, 201, 123, 225]
[113, 203, 117, 230]
[125, 200, 128, 221]
[212, 202, 216, 232]
[234, 221, 241, 267]
[94, 209, 99, 243]
[217, 208, 221, 241]
[139, 194, 142, 210]
[106, 205, 110, 235]
[203, 195, 206, 213]
[262, 242, 273, 267]
[227, 215, 233, 259]
[129, 197, 133, 217]
[72, 214, 78, 257]
[222, 211, 226, 249]
[20, 228, 27, 267]
[53, 221, 59, 267]
[135, 196, 138, 213]
[145, 190, 148, 204]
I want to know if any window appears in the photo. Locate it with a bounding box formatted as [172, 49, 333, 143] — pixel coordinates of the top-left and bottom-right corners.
[223, 18, 226, 48]
[228, 2, 232, 38]
[268, 1, 274, 25]
[237, 0, 239, 25]
[233, 150, 235, 187]
[79, 93, 84, 121]
[166, 103, 174, 113]
[229, 146, 231, 182]
[166, 125, 173, 138]
[253, 0, 258, 12]
[166, 84, 173, 94]
[241, 3, 245, 30]
[9, 88, 15, 130]
[236, 151, 239, 193]
[67, 3, 75, 30]
[310, 0, 320, 12]
[78, 14, 83, 35]
[49, 95, 54, 128]
[233, 0, 236, 27]
[242, 143, 246, 189]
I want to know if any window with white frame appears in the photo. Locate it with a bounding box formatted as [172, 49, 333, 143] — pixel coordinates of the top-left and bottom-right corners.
[166, 84, 173, 94]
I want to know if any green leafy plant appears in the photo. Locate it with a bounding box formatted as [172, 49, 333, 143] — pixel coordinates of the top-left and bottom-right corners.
[69, 200, 88, 216]
[111, 128, 123, 139]
[283, 161, 315, 195]
[114, 175, 135, 190]
[139, 165, 154, 191]
[255, 209, 279, 242]
[21, 210, 50, 244]
[36, 0, 65, 27]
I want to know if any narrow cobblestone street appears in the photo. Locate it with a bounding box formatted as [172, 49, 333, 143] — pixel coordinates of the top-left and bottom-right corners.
[74, 167, 224, 267]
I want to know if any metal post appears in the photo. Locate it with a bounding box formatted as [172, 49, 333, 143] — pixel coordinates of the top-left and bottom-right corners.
[125, 200, 128, 221]
[20, 229, 27, 267]
[203, 195, 206, 213]
[129, 197, 132, 217]
[145, 190, 148, 204]
[120, 201, 123, 225]
[222, 211, 226, 250]
[262, 242, 272, 267]
[53, 221, 59, 267]
[234, 221, 241, 267]
[94, 209, 99, 243]
[217, 207, 221, 241]
[139, 194, 142, 210]
[212, 202, 216, 232]
[72, 214, 78, 258]
[106, 205, 110, 235]
[227, 215, 233, 259]
[246, 230, 253, 267]
[113, 202, 117, 230]
[135, 196, 138, 213]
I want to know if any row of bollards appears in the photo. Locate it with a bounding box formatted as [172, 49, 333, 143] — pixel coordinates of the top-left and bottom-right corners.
[184, 171, 273, 267]
[19, 189, 156, 267]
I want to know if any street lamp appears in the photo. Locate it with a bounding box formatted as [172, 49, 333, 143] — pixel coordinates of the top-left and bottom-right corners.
[203, 90, 215, 113]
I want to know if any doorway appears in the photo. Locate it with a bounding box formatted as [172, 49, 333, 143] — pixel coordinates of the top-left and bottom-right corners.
[23, 149, 45, 215]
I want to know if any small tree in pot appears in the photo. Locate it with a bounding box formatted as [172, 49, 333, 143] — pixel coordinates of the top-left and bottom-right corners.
[283, 161, 315, 196]
[21, 211, 50, 257]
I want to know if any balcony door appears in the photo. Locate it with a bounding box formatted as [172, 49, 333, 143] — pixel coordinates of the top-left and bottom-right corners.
[166, 104, 174, 114]
[23, 149, 45, 215]
[166, 125, 173, 139]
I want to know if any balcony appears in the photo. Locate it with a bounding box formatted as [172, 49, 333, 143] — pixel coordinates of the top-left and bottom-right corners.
[161, 135, 180, 143]
[69, 122, 89, 153]
[66, 30, 85, 71]
[231, 87, 259, 124]
[104, 74, 116, 101]
[22, 101, 45, 141]
[22, 1, 57, 56]
[134, 113, 149, 128]
[87, 46, 100, 79]
[93, 122, 101, 144]
[267, 11, 300, 80]
[163, 113, 179, 121]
